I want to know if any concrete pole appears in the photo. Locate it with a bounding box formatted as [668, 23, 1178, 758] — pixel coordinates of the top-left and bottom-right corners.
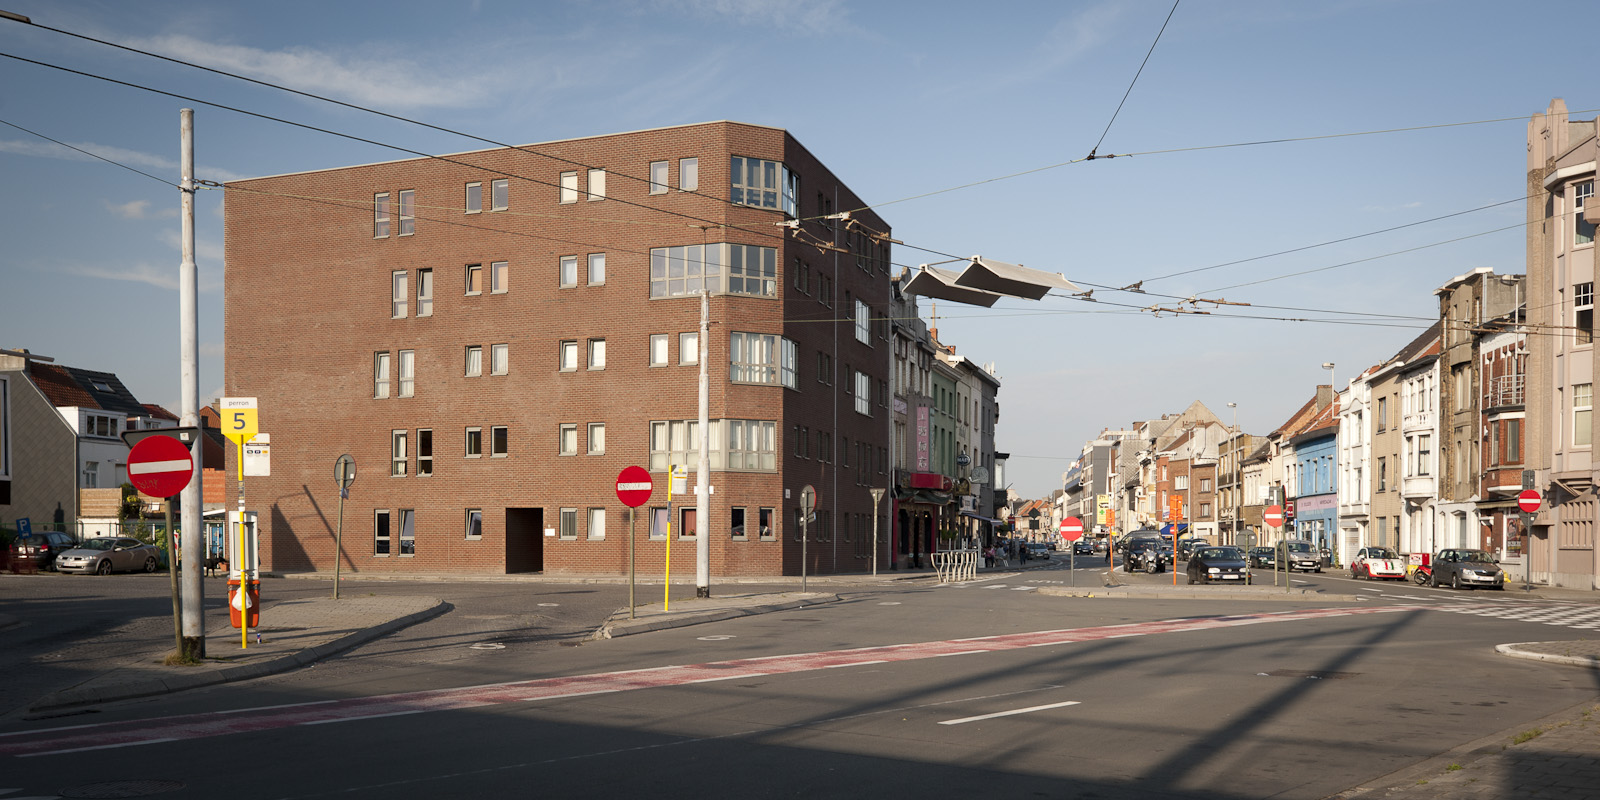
[178, 108, 205, 659]
[695, 288, 710, 597]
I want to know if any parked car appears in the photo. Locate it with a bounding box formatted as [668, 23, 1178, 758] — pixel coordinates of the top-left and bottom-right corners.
[7, 531, 77, 571]
[1278, 540, 1322, 572]
[1247, 546, 1276, 569]
[1126, 539, 1173, 573]
[1430, 548, 1505, 590]
[1187, 546, 1251, 584]
[1350, 546, 1406, 580]
[55, 537, 162, 575]
[1072, 541, 1094, 555]
[1175, 537, 1207, 559]
[1116, 529, 1163, 556]
[1027, 542, 1051, 559]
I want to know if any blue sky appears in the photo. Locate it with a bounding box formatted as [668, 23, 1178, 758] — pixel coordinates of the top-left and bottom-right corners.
[0, 0, 1591, 500]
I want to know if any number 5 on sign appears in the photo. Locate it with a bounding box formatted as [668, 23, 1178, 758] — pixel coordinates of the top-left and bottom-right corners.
[221, 397, 259, 443]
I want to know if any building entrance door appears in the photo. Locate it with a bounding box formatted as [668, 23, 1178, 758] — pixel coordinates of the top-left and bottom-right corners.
[506, 508, 544, 573]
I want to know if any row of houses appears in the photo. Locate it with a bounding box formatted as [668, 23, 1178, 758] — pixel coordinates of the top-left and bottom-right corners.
[1038, 98, 1600, 591]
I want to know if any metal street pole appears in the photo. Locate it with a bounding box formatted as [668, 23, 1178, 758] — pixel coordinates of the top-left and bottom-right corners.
[629, 507, 637, 618]
[164, 494, 180, 656]
[870, 488, 885, 576]
[177, 108, 205, 660]
[696, 287, 710, 598]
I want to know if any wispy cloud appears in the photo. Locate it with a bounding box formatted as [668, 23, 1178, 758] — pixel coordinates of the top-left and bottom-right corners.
[106, 199, 178, 220]
[654, 0, 852, 34]
[0, 137, 248, 183]
[66, 262, 179, 291]
[125, 33, 504, 112]
[160, 229, 225, 268]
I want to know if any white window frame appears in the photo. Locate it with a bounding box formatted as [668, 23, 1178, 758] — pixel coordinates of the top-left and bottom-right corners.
[417, 428, 432, 476]
[855, 300, 870, 344]
[650, 334, 669, 366]
[1577, 180, 1595, 245]
[588, 253, 605, 285]
[465, 508, 482, 540]
[374, 509, 391, 555]
[491, 343, 508, 375]
[680, 157, 698, 191]
[465, 264, 483, 296]
[374, 192, 390, 238]
[587, 507, 606, 540]
[649, 161, 668, 194]
[491, 261, 508, 294]
[490, 178, 508, 211]
[680, 332, 698, 365]
[374, 352, 391, 398]
[649, 507, 669, 540]
[559, 171, 578, 204]
[587, 168, 605, 201]
[781, 338, 797, 389]
[465, 345, 483, 377]
[730, 332, 780, 384]
[397, 189, 415, 236]
[465, 182, 482, 214]
[559, 423, 578, 455]
[559, 508, 578, 539]
[391, 429, 408, 476]
[588, 422, 606, 455]
[729, 156, 796, 215]
[398, 509, 415, 555]
[1576, 383, 1593, 448]
[416, 268, 433, 317]
[559, 341, 578, 372]
[491, 425, 508, 457]
[588, 338, 606, 370]
[1577, 282, 1594, 345]
[560, 255, 578, 288]
[855, 371, 871, 415]
[391, 271, 408, 318]
[398, 350, 415, 397]
[465, 426, 482, 458]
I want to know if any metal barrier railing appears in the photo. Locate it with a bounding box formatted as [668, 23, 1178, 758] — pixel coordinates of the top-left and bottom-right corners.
[933, 549, 979, 583]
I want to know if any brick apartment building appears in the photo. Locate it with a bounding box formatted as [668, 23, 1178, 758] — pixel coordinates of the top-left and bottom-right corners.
[224, 121, 894, 576]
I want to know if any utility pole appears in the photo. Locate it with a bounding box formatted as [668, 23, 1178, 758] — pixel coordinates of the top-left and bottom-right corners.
[177, 108, 205, 659]
[695, 286, 710, 598]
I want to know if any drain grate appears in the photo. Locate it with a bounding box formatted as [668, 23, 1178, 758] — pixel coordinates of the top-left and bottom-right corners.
[1263, 669, 1361, 680]
[61, 779, 186, 798]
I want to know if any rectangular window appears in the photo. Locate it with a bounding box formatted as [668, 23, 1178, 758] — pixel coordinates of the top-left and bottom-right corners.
[560, 424, 577, 455]
[730, 332, 783, 384]
[725, 420, 776, 470]
[560, 255, 578, 287]
[465, 345, 483, 377]
[680, 332, 698, 365]
[491, 261, 508, 294]
[417, 429, 432, 476]
[416, 268, 433, 317]
[680, 507, 698, 539]
[1577, 181, 1595, 245]
[680, 157, 698, 191]
[649, 507, 669, 540]
[781, 338, 797, 389]
[560, 508, 577, 539]
[466, 509, 482, 539]
[1576, 383, 1592, 447]
[398, 509, 415, 555]
[1200, 478, 1212, 492]
[1577, 282, 1593, 345]
[397, 190, 414, 236]
[587, 168, 606, 201]
[648, 243, 723, 298]
[588, 422, 605, 455]
[559, 172, 578, 204]
[855, 371, 871, 415]
[649, 161, 668, 194]
[731, 507, 747, 540]
[1376, 396, 1387, 431]
[650, 334, 669, 366]
[819, 274, 832, 307]
[1417, 434, 1431, 476]
[465, 426, 482, 457]
[374, 510, 390, 555]
[1378, 457, 1388, 491]
[491, 425, 508, 457]
[649, 419, 726, 471]
[588, 507, 606, 540]
[588, 338, 606, 370]
[729, 156, 797, 215]
[391, 430, 408, 476]
[374, 352, 391, 398]
[855, 300, 870, 344]
[398, 350, 415, 397]
[490, 178, 508, 211]
[1200, 503, 1211, 517]
[391, 271, 408, 318]
[82, 461, 98, 488]
[491, 343, 508, 375]
[588, 253, 606, 285]
[466, 264, 483, 295]
[374, 192, 390, 237]
[1508, 418, 1521, 463]
[725, 244, 777, 297]
[560, 341, 578, 371]
[817, 351, 832, 384]
[759, 507, 774, 540]
[465, 182, 482, 214]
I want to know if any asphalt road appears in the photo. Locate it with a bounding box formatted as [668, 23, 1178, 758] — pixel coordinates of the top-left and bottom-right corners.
[4, 566, 1598, 799]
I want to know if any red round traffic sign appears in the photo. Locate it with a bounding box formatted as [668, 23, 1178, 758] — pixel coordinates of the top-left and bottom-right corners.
[1263, 504, 1285, 528]
[1059, 516, 1084, 541]
[615, 466, 654, 508]
[1517, 489, 1542, 514]
[127, 434, 194, 498]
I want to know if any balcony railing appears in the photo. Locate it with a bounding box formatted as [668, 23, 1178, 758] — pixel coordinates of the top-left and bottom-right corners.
[1487, 374, 1524, 408]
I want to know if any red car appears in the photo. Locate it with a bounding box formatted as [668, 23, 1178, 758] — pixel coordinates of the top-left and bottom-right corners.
[1350, 546, 1406, 580]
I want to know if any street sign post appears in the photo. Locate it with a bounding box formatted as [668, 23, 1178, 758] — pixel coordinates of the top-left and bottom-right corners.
[616, 466, 653, 619]
[221, 397, 259, 649]
[1263, 504, 1285, 528]
[1262, 504, 1286, 591]
[332, 454, 356, 600]
[127, 433, 195, 657]
[1517, 489, 1542, 514]
[1060, 516, 1084, 586]
[800, 485, 817, 593]
[870, 488, 886, 577]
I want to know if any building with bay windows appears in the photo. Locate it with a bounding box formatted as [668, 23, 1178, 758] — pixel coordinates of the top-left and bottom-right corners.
[223, 121, 896, 576]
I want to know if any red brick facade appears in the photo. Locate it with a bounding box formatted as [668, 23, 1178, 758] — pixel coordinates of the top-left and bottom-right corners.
[224, 122, 893, 576]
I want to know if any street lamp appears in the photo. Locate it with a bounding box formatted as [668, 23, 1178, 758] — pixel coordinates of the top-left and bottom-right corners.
[1323, 362, 1335, 394]
[1227, 402, 1237, 546]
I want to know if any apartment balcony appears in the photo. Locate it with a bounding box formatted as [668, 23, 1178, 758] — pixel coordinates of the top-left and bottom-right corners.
[1401, 474, 1436, 500]
[1401, 411, 1435, 435]
[1486, 375, 1524, 410]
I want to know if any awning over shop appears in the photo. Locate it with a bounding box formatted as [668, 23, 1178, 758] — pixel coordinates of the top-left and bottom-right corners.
[896, 489, 952, 505]
[960, 512, 1002, 525]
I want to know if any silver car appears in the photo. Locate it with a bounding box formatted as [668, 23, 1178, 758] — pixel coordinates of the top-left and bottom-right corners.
[55, 537, 161, 575]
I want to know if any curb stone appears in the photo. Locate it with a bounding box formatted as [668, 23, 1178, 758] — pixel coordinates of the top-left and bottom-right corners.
[593, 593, 842, 639]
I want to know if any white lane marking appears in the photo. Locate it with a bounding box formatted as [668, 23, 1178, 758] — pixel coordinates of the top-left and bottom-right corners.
[1106, 633, 1145, 639]
[824, 660, 888, 668]
[299, 710, 426, 726]
[697, 635, 736, 641]
[939, 700, 1081, 726]
[878, 602, 902, 606]
[687, 673, 768, 684]
[19, 737, 179, 757]
[537, 603, 560, 607]
[931, 650, 990, 657]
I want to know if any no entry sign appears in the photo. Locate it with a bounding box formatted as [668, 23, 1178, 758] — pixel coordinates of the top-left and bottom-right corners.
[1263, 504, 1285, 528]
[1517, 489, 1542, 514]
[127, 434, 194, 498]
[1059, 516, 1084, 541]
[615, 466, 654, 508]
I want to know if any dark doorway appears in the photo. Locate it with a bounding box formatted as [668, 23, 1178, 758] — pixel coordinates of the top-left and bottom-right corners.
[506, 507, 544, 573]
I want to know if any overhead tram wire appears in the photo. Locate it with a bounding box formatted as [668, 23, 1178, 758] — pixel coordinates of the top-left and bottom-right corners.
[1088, 0, 1181, 159]
[0, 116, 176, 186]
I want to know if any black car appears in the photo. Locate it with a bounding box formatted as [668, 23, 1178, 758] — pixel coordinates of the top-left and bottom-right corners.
[1072, 541, 1094, 555]
[1115, 529, 1163, 556]
[7, 531, 77, 571]
[1126, 539, 1174, 573]
[1247, 546, 1276, 569]
[1187, 546, 1251, 584]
